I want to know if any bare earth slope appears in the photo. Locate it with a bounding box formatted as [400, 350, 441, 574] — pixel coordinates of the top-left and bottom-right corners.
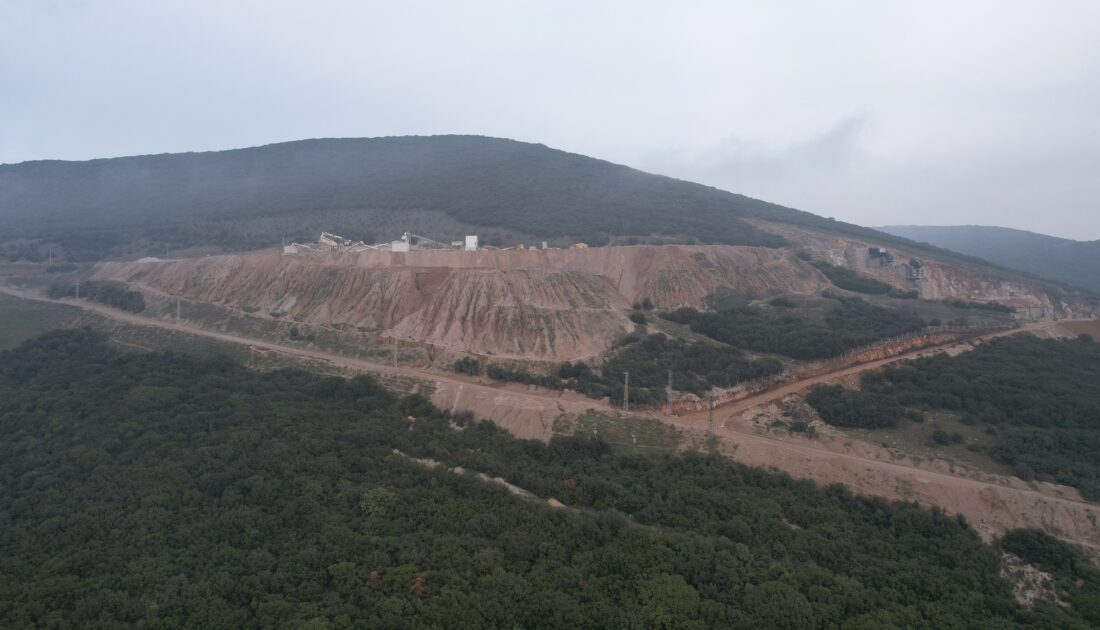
[93, 244, 826, 361]
[760, 221, 1097, 318]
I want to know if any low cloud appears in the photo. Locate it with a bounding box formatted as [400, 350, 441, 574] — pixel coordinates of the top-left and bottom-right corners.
[644, 117, 867, 190]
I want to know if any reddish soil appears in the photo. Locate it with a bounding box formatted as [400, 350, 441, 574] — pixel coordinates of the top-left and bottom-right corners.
[1060, 319, 1100, 338]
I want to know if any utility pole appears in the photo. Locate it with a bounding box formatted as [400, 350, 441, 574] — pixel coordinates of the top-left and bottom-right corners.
[74, 280, 80, 299]
[666, 370, 673, 415]
[48, 246, 53, 266]
[176, 297, 181, 324]
[623, 371, 629, 412]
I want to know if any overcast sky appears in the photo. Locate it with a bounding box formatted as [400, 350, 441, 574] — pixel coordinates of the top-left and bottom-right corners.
[3, 1, 1098, 239]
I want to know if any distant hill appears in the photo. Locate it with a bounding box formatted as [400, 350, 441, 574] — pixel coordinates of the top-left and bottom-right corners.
[0, 136, 793, 259]
[879, 225, 1100, 293]
[0, 135, 1042, 275]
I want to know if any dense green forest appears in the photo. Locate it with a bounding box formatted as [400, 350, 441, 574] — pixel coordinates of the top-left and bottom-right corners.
[663, 296, 926, 360]
[805, 385, 924, 429]
[485, 333, 783, 406]
[46, 280, 146, 313]
[805, 335, 1100, 498]
[2, 330, 1091, 627]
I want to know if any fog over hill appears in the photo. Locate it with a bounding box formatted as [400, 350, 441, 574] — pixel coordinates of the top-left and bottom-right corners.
[1, 135, 961, 265]
[879, 225, 1100, 293]
[0, 136, 783, 257]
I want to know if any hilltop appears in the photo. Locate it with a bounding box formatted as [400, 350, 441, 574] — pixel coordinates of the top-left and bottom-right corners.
[0, 135, 994, 269]
[1, 136, 784, 258]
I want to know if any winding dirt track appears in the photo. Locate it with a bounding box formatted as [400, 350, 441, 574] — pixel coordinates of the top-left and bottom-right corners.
[4, 283, 1099, 546]
[0, 282, 1061, 419]
[682, 319, 1070, 421]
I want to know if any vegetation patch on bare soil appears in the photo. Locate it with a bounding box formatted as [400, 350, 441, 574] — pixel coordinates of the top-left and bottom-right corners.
[553, 411, 683, 454]
[805, 334, 1100, 499]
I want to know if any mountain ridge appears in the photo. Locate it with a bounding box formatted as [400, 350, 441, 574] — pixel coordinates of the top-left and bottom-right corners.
[0, 135, 1081, 293]
[879, 225, 1100, 293]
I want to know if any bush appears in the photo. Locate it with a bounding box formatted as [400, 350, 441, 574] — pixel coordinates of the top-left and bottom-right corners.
[488, 334, 781, 406]
[812, 261, 894, 294]
[1001, 529, 1079, 572]
[663, 296, 925, 360]
[941, 299, 1014, 313]
[453, 356, 481, 375]
[806, 385, 923, 429]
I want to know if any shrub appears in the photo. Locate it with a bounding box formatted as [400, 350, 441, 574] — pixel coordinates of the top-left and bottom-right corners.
[806, 385, 923, 429]
[453, 356, 481, 375]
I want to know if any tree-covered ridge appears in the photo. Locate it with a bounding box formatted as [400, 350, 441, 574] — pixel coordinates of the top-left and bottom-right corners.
[4, 135, 1063, 287]
[0, 136, 786, 259]
[805, 335, 1100, 499]
[663, 295, 926, 360]
[1, 330, 1089, 627]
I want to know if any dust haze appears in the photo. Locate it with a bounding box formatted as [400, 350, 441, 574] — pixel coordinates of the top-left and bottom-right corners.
[2, 0, 1098, 238]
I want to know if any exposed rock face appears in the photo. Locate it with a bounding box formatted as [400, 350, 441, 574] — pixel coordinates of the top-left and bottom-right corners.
[759, 221, 1098, 318]
[93, 244, 825, 361]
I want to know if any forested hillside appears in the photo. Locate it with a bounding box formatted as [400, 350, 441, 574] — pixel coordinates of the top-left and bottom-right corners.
[0, 136, 784, 258]
[1, 330, 1092, 627]
[880, 225, 1100, 292]
[806, 334, 1100, 499]
[1, 135, 1007, 266]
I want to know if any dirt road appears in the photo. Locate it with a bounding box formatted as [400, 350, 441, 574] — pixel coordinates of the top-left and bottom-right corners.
[1, 283, 1060, 423]
[680, 319, 1070, 423]
[0, 283, 601, 439]
[4, 283, 1098, 545]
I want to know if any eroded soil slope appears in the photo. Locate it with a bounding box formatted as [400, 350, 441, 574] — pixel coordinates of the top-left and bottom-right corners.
[760, 221, 1098, 318]
[93, 245, 825, 361]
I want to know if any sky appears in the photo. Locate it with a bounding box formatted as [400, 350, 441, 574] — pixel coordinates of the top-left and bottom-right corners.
[2, 1, 1099, 239]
